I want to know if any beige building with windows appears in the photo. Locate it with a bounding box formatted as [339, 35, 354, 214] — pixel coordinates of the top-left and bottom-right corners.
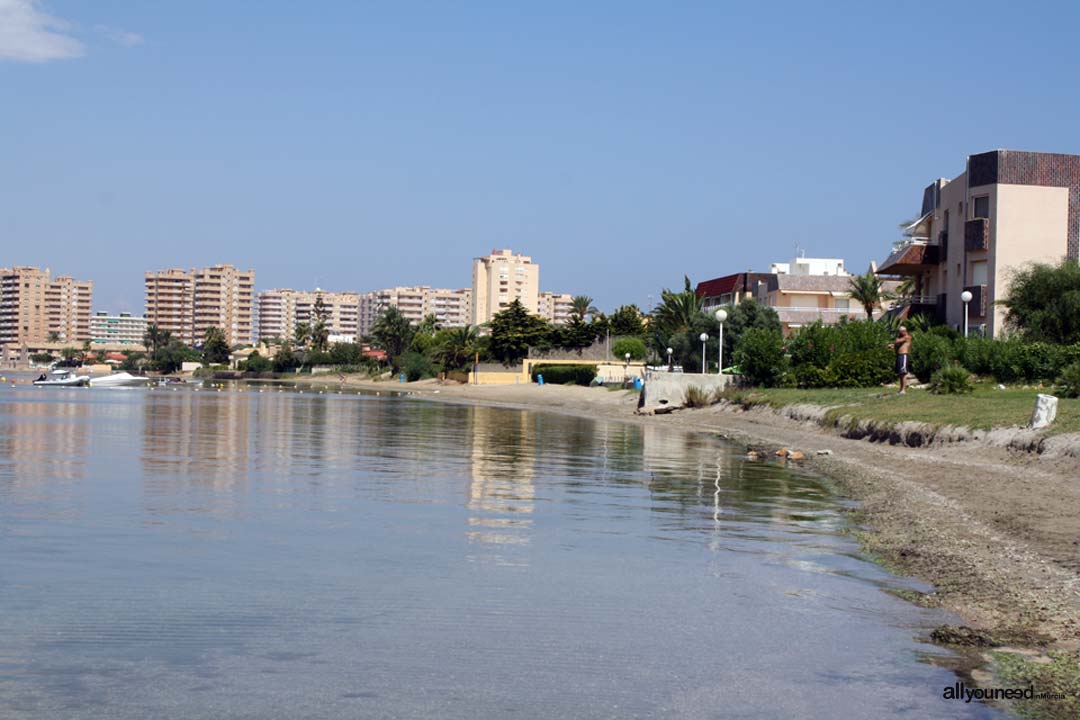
[358, 286, 472, 336]
[145, 264, 255, 346]
[471, 249, 540, 325]
[0, 266, 93, 353]
[538, 292, 574, 325]
[257, 288, 361, 343]
[879, 149, 1080, 337]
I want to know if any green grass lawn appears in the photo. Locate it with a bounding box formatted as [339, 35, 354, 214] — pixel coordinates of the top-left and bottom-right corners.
[724, 383, 1080, 434]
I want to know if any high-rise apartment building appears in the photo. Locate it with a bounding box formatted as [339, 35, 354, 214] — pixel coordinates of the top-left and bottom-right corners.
[257, 289, 362, 343]
[358, 286, 472, 336]
[879, 149, 1080, 336]
[538, 291, 574, 325]
[145, 264, 255, 346]
[471, 249, 539, 325]
[0, 266, 93, 348]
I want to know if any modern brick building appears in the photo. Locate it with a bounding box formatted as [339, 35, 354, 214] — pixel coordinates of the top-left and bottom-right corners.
[538, 291, 574, 325]
[358, 286, 472, 336]
[145, 265, 255, 346]
[879, 149, 1080, 336]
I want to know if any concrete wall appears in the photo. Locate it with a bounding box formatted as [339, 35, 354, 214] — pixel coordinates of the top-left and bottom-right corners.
[991, 183, 1070, 335]
[639, 371, 728, 413]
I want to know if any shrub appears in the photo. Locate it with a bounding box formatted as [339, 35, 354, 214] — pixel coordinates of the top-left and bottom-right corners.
[239, 352, 272, 373]
[733, 328, 787, 387]
[684, 385, 714, 408]
[928, 365, 975, 395]
[910, 332, 953, 383]
[400, 351, 435, 381]
[785, 320, 893, 388]
[1057, 361, 1080, 399]
[530, 363, 597, 386]
[611, 337, 647, 361]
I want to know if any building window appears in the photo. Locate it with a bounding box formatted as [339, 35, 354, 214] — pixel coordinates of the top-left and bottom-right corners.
[834, 298, 850, 312]
[972, 195, 990, 219]
[971, 260, 988, 286]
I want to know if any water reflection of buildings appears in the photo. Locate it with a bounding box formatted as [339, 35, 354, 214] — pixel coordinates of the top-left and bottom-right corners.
[0, 397, 90, 488]
[466, 406, 537, 552]
[141, 392, 253, 514]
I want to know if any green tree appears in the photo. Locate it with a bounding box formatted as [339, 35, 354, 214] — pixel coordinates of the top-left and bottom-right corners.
[202, 327, 230, 365]
[609, 304, 645, 336]
[239, 351, 272, 373]
[848, 269, 885, 320]
[651, 277, 701, 338]
[143, 324, 171, 354]
[1001, 259, 1080, 344]
[47, 331, 60, 342]
[293, 322, 311, 349]
[612, 337, 647, 360]
[432, 325, 478, 371]
[58, 347, 81, 367]
[272, 342, 302, 373]
[719, 299, 782, 362]
[733, 328, 787, 387]
[371, 306, 415, 372]
[570, 295, 599, 321]
[154, 340, 193, 374]
[488, 299, 551, 364]
[310, 296, 330, 353]
[416, 313, 441, 336]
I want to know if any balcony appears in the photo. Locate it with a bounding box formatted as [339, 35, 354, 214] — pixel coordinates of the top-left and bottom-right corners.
[964, 285, 988, 317]
[965, 219, 989, 251]
[878, 240, 941, 275]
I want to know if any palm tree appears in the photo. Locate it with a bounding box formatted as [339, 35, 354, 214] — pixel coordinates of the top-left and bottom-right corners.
[651, 277, 701, 336]
[569, 295, 599, 321]
[143, 324, 172, 354]
[848, 269, 885, 320]
[371, 307, 415, 371]
[294, 322, 311, 349]
[433, 325, 478, 371]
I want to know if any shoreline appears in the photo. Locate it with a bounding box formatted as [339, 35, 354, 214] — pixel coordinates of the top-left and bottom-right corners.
[290, 377, 1080, 649]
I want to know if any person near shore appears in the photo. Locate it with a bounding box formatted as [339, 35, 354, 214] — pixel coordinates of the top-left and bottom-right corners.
[889, 326, 912, 394]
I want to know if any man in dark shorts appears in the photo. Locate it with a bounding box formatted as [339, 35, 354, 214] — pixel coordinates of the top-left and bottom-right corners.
[889, 326, 912, 394]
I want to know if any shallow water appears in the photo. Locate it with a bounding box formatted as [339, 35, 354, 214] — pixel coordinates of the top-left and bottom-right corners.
[0, 386, 1003, 718]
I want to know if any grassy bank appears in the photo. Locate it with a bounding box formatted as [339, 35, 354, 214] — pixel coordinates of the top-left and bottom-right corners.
[722, 384, 1080, 435]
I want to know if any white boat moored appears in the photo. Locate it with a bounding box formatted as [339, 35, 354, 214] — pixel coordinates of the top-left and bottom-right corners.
[33, 369, 90, 387]
[89, 372, 153, 388]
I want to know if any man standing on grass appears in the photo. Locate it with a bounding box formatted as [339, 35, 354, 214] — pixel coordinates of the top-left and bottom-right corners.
[889, 326, 912, 394]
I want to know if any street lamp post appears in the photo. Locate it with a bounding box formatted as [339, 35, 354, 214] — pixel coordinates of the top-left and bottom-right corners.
[714, 309, 728, 375]
[699, 332, 709, 374]
[624, 352, 631, 385]
[961, 290, 973, 338]
[666, 347, 673, 372]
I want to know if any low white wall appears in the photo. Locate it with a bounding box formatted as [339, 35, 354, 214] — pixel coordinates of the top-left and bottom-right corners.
[640, 371, 728, 412]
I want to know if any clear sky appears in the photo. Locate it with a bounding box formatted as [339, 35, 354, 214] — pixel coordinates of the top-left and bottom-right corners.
[3, 1, 1079, 314]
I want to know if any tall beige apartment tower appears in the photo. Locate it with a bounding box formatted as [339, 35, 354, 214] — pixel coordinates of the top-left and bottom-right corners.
[471, 249, 540, 325]
[0, 266, 93, 348]
[145, 264, 255, 346]
[257, 289, 361, 342]
[357, 286, 472, 336]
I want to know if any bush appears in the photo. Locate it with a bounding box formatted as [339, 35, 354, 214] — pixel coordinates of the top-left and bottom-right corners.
[785, 320, 893, 388]
[530, 363, 597, 386]
[400, 351, 435, 381]
[929, 365, 975, 395]
[684, 385, 714, 408]
[910, 332, 954, 383]
[1057, 361, 1080, 398]
[733, 328, 787, 387]
[611, 337, 647, 361]
[239, 352, 271, 373]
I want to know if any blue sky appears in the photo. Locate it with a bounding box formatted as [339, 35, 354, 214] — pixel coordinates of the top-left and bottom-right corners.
[3, 1, 1079, 314]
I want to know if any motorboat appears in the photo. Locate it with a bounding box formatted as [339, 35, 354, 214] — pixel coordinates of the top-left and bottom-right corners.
[33, 369, 90, 387]
[89, 372, 152, 388]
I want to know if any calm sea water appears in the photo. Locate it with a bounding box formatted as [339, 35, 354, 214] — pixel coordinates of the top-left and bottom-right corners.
[0, 385, 1002, 719]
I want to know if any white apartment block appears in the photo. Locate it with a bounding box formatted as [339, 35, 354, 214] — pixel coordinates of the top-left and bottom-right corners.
[90, 312, 148, 345]
[358, 286, 472, 336]
[257, 289, 361, 343]
[145, 264, 255, 346]
[538, 291, 574, 325]
[471, 249, 540, 325]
